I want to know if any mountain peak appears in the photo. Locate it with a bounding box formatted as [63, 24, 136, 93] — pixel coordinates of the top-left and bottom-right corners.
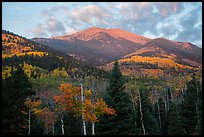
[71, 26, 104, 37]
[88, 26, 103, 30]
[157, 37, 172, 41]
[53, 27, 150, 45]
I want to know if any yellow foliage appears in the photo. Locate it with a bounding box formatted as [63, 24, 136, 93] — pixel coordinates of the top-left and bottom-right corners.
[120, 55, 192, 69]
[2, 66, 12, 79]
[141, 69, 164, 77]
[2, 51, 48, 59]
[25, 98, 42, 108]
[52, 67, 69, 78]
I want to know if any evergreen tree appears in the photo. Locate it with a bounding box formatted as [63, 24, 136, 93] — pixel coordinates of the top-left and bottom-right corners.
[195, 82, 202, 135]
[2, 66, 35, 135]
[136, 89, 159, 135]
[181, 74, 198, 135]
[157, 97, 168, 135]
[96, 61, 136, 135]
[168, 102, 185, 135]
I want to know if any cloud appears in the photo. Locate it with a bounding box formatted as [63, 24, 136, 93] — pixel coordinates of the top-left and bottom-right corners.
[67, 5, 112, 28]
[32, 23, 48, 37]
[113, 2, 202, 47]
[90, 2, 184, 40]
[46, 18, 66, 34]
[175, 4, 202, 47]
[113, 2, 160, 36]
[42, 5, 69, 18]
[154, 2, 184, 17]
[158, 23, 180, 37]
[116, 3, 129, 10]
[66, 28, 78, 35]
[137, 2, 152, 9]
[31, 18, 66, 37]
[31, 4, 68, 37]
[26, 2, 201, 47]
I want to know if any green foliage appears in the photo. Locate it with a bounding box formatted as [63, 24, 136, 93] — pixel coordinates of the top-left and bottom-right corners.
[2, 66, 35, 135]
[168, 103, 185, 135]
[157, 97, 169, 134]
[96, 61, 137, 135]
[2, 52, 108, 80]
[181, 74, 199, 135]
[135, 89, 159, 135]
[195, 82, 202, 135]
[2, 30, 202, 135]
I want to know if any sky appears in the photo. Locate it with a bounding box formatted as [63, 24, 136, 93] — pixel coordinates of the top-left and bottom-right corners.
[2, 2, 202, 48]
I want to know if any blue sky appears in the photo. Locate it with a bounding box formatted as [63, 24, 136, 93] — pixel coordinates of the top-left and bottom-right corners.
[2, 2, 202, 48]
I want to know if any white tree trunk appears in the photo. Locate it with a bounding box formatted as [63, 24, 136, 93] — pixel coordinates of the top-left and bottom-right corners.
[52, 122, 54, 135]
[164, 100, 167, 114]
[165, 89, 168, 113]
[181, 88, 184, 102]
[91, 85, 96, 135]
[138, 90, 146, 135]
[92, 122, 95, 135]
[61, 117, 64, 135]
[129, 91, 137, 125]
[28, 109, 31, 135]
[80, 83, 86, 135]
[170, 88, 174, 102]
[154, 90, 161, 130]
[156, 98, 161, 129]
[195, 83, 200, 126]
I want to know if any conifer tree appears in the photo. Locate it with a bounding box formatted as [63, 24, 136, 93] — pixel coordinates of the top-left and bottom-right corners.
[195, 84, 202, 135]
[135, 89, 159, 135]
[181, 74, 198, 135]
[157, 97, 168, 135]
[96, 61, 136, 135]
[168, 102, 185, 135]
[2, 66, 35, 135]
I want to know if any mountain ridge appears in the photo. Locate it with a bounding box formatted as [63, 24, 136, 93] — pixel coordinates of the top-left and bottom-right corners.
[53, 26, 151, 45]
[32, 27, 202, 67]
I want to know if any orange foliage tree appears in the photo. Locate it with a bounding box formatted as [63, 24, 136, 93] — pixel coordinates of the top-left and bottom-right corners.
[36, 107, 58, 135]
[25, 97, 57, 135]
[53, 83, 116, 134]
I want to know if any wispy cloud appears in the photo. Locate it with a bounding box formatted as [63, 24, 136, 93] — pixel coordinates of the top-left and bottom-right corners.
[67, 5, 112, 27]
[3, 2, 202, 47]
[41, 5, 69, 18]
[32, 18, 66, 37]
[46, 18, 66, 34]
[32, 23, 48, 38]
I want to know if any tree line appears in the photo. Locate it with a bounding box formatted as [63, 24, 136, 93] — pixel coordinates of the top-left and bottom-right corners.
[2, 61, 202, 135]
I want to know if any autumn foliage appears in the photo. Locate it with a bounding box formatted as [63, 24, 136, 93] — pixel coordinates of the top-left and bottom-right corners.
[53, 83, 116, 123]
[25, 97, 57, 134]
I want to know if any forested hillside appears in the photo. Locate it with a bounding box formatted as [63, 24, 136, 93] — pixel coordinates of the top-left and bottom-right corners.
[2, 30, 202, 135]
[2, 30, 109, 135]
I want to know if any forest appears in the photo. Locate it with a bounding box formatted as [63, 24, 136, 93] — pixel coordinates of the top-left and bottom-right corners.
[2, 30, 202, 135]
[2, 61, 202, 135]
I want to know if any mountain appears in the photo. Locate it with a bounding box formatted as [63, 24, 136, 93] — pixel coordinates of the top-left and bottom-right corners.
[2, 30, 108, 79]
[32, 27, 150, 66]
[53, 26, 150, 45]
[32, 27, 202, 68]
[122, 37, 202, 67]
[101, 37, 202, 77]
